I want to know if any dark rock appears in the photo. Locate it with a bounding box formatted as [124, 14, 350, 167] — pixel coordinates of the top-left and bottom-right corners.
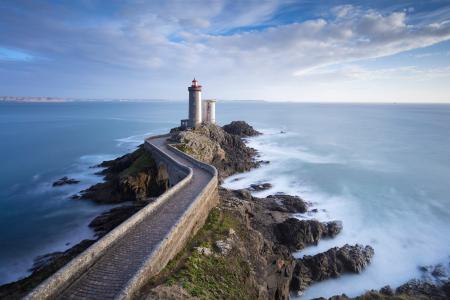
[274, 218, 342, 250]
[222, 121, 261, 137]
[264, 194, 308, 213]
[431, 264, 447, 278]
[291, 244, 374, 293]
[0, 203, 147, 298]
[0, 240, 95, 299]
[443, 281, 450, 298]
[80, 146, 169, 204]
[396, 279, 449, 300]
[325, 221, 343, 238]
[275, 219, 323, 250]
[235, 189, 252, 200]
[249, 182, 272, 191]
[89, 204, 144, 237]
[52, 176, 80, 187]
[379, 285, 394, 296]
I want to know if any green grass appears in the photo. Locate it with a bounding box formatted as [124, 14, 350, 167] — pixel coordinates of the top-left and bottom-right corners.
[120, 151, 155, 177]
[174, 143, 194, 155]
[151, 208, 253, 299]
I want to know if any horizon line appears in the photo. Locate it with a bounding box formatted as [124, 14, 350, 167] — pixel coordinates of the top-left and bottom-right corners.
[1, 96, 450, 104]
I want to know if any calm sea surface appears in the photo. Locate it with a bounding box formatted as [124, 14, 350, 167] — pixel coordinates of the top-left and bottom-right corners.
[1, 101, 449, 297]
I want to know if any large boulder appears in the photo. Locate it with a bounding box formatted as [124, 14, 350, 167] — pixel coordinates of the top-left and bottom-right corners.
[88, 204, 144, 237]
[395, 280, 450, 300]
[274, 218, 342, 250]
[52, 176, 80, 187]
[263, 194, 308, 214]
[222, 121, 261, 137]
[291, 244, 374, 293]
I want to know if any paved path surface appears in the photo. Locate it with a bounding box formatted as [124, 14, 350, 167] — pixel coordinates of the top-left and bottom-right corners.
[57, 137, 212, 299]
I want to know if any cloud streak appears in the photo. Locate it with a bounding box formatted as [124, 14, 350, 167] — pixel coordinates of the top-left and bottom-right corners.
[0, 0, 449, 102]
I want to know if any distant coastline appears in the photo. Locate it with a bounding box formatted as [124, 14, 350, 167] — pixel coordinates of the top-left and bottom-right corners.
[0, 96, 176, 103]
[0, 96, 68, 103]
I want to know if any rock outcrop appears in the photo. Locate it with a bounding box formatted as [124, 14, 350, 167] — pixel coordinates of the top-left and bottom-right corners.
[222, 120, 261, 137]
[249, 182, 273, 191]
[170, 122, 261, 179]
[0, 240, 95, 299]
[321, 279, 450, 300]
[78, 146, 169, 203]
[262, 194, 308, 214]
[291, 244, 375, 293]
[274, 218, 343, 250]
[52, 176, 80, 186]
[88, 204, 145, 237]
[394, 280, 450, 300]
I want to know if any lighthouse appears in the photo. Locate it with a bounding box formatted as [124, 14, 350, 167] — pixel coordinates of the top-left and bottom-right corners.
[180, 78, 216, 130]
[188, 78, 202, 128]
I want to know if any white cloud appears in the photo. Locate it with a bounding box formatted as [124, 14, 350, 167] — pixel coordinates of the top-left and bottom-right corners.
[1, 1, 450, 101]
[295, 64, 450, 81]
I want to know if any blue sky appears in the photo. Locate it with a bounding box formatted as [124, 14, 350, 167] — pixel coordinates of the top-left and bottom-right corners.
[1, 0, 450, 102]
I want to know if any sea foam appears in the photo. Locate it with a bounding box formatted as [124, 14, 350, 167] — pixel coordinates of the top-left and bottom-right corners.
[223, 127, 450, 299]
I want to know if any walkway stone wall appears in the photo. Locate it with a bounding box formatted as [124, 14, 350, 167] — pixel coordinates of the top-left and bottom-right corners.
[144, 134, 190, 186]
[26, 134, 218, 300]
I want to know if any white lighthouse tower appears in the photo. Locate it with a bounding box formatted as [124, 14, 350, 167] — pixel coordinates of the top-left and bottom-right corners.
[188, 78, 202, 128]
[180, 78, 216, 130]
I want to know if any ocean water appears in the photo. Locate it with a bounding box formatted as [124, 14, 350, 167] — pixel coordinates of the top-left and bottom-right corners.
[1, 102, 450, 298]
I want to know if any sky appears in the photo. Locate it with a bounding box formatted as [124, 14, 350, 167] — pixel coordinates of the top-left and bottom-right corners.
[1, 0, 450, 103]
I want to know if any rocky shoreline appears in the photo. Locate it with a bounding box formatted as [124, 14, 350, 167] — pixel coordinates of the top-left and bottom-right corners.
[1, 121, 449, 299]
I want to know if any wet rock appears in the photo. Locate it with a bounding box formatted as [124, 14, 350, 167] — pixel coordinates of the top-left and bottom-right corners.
[249, 182, 272, 191]
[264, 194, 308, 213]
[0, 240, 95, 299]
[396, 279, 449, 300]
[52, 176, 80, 187]
[222, 121, 261, 137]
[379, 285, 394, 296]
[291, 244, 374, 293]
[89, 204, 144, 237]
[432, 264, 447, 278]
[274, 218, 343, 250]
[325, 221, 343, 238]
[419, 262, 450, 285]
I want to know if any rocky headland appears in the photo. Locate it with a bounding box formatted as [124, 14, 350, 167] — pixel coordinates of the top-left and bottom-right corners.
[1, 120, 448, 300]
[0, 120, 262, 299]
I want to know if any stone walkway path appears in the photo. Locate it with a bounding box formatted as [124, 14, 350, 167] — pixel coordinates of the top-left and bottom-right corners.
[57, 137, 212, 299]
